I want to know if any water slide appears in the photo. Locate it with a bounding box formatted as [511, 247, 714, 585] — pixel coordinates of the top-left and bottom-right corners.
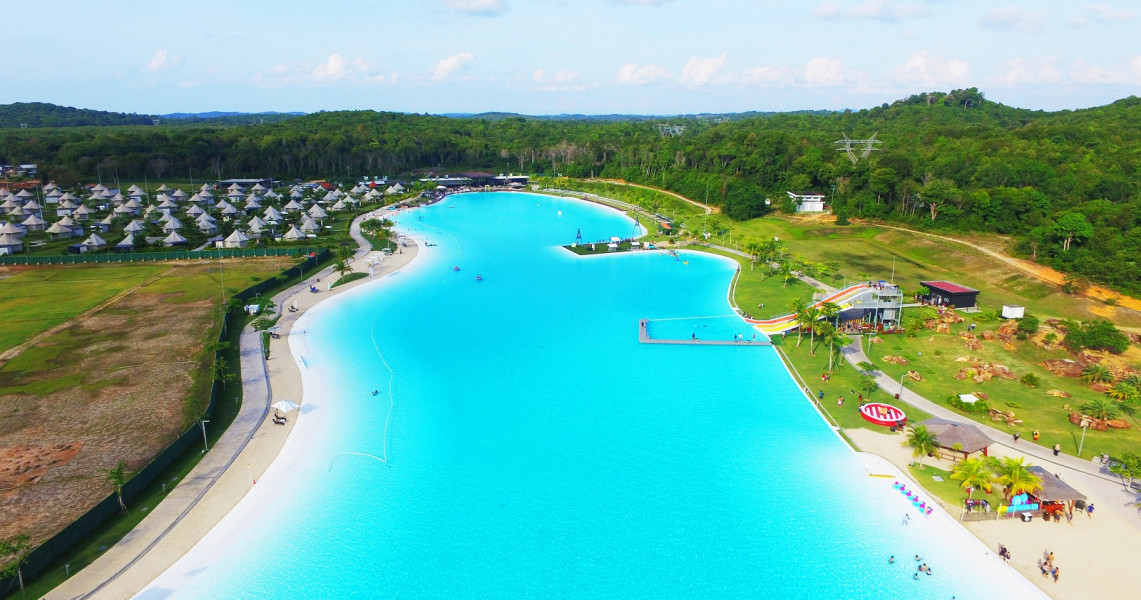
[746, 284, 872, 335]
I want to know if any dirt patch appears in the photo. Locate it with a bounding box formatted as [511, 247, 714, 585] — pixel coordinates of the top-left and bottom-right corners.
[0, 443, 82, 489]
[0, 259, 289, 544]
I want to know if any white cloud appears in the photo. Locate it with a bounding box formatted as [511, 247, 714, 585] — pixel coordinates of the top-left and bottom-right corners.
[1085, 3, 1136, 23]
[738, 65, 796, 86]
[981, 7, 1047, 33]
[533, 69, 579, 84]
[615, 63, 672, 84]
[444, 0, 507, 16]
[1069, 57, 1141, 85]
[146, 50, 180, 72]
[893, 51, 970, 87]
[814, 0, 931, 22]
[990, 56, 1062, 86]
[803, 57, 847, 86]
[254, 54, 390, 87]
[430, 52, 475, 80]
[676, 53, 727, 86]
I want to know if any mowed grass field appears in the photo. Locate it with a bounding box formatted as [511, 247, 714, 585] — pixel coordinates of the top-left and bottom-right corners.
[0, 261, 296, 354]
[0, 258, 293, 549]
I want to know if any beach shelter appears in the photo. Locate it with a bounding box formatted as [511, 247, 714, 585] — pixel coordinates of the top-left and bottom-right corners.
[186, 204, 206, 217]
[43, 182, 59, 191]
[128, 184, 143, 195]
[171, 189, 187, 200]
[23, 199, 42, 212]
[298, 216, 320, 233]
[15, 189, 33, 199]
[113, 204, 134, 217]
[0, 232, 24, 254]
[162, 231, 188, 247]
[163, 217, 183, 232]
[252, 183, 268, 193]
[94, 214, 116, 232]
[281, 225, 306, 241]
[58, 215, 78, 228]
[21, 213, 45, 232]
[385, 183, 405, 195]
[197, 218, 218, 235]
[222, 229, 250, 248]
[156, 184, 170, 192]
[0, 197, 19, 213]
[200, 183, 212, 192]
[263, 206, 283, 221]
[913, 417, 992, 461]
[283, 199, 303, 212]
[124, 220, 146, 234]
[114, 233, 136, 252]
[244, 196, 262, 211]
[73, 204, 93, 220]
[331, 199, 348, 211]
[307, 204, 328, 219]
[8, 205, 26, 218]
[46, 221, 74, 239]
[0, 221, 25, 238]
[82, 233, 108, 250]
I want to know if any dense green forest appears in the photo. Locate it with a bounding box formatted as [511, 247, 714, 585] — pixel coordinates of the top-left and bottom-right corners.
[2, 89, 1140, 294]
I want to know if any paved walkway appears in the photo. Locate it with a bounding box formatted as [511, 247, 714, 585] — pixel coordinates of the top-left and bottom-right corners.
[52, 207, 403, 600]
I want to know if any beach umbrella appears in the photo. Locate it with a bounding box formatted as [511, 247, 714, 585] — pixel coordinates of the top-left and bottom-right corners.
[272, 400, 299, 414]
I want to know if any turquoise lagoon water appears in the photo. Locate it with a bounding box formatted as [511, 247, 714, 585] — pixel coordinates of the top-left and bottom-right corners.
[142, 192, 1039, 599]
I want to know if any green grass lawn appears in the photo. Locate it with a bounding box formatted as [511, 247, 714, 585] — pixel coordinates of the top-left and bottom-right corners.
[907, 463, 1005, 509]
[869, 319, 1140, 459]
[0, 264, 169, 352]
[773, 334, 932, 432]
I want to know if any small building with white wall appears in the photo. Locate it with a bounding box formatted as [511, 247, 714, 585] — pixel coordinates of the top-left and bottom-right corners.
[788, 191, 827, 213]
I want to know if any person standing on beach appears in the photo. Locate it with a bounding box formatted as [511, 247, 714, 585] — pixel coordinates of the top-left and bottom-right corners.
[1087, 503, 1095, 518]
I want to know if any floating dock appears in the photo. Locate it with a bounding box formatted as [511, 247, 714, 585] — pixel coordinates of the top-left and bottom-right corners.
[638, 319, 772, 346]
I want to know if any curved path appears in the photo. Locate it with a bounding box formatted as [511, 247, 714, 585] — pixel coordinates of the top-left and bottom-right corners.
[53, 209, 406, 600]
[873, 223, 1141, 312]
[585, 179, 717, 215]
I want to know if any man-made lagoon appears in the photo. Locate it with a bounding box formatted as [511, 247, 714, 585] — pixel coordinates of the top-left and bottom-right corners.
[141, 192, 1042, 598]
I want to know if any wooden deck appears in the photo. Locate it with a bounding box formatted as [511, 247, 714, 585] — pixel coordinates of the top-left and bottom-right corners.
[638, 320, 772, 346]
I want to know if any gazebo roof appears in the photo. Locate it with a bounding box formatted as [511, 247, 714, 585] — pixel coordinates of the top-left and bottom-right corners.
[913, 417, 992, 454]
[1028, 466, 1086, 502]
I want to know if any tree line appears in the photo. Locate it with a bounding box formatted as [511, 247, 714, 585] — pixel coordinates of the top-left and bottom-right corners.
[2, 89, 1140, 294]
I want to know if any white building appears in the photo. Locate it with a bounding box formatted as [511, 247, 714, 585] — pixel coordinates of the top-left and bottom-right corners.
[788, 191, 827, 213]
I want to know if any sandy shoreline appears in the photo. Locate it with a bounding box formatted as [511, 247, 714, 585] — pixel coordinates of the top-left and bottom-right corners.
[52, 208, 421, 599]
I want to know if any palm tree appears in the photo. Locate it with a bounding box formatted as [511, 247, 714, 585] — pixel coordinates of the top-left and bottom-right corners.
[779, 261, 794, 287]
[332, 259, 352, 281]
[950, 456, 994, 499]
[995, 456, 1042, 500]
[823, 327, 852, 373]
[1082, 396, 1124, 420]
[1106, 382, 1141, 404]
[787, 298, 807, 345]
[1081, 363, 1115, 384]
[904, 425, 939, 468]
[811, 321, 834, 357]
[803, 305, 822, 352]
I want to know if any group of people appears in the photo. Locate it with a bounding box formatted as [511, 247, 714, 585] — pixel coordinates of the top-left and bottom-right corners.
[1040, 550, 1061, 583]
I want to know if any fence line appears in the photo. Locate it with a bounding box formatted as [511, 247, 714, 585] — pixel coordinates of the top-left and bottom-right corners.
[0, 247, 321, 266]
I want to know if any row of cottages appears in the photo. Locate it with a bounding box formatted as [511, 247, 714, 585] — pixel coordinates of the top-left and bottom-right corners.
[2, 179, 376, 254]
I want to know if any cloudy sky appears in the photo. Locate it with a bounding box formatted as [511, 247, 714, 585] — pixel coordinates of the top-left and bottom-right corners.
[4, 0, 1139, 115]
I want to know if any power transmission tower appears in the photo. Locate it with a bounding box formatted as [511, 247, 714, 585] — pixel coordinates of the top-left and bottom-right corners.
[655, 123, 686, 137]
[834, 132, 883, 164]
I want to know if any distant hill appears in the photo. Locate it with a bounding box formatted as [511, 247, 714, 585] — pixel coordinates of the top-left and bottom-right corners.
[0, 103, 305, 129]
[0, 102, 155, 128]
[446, 110, 836, 122]
[160, 111, 305, 125]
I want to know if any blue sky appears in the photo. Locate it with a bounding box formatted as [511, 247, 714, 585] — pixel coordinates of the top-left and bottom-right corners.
[4, 0, 1140, 115]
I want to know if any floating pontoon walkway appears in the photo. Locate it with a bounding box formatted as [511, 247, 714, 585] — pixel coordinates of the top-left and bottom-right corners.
[639, 320, 772, 346]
